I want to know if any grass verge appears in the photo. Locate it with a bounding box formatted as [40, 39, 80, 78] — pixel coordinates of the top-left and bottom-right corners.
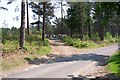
[2, 39, 51, 71]
[107, 50, 120, 75]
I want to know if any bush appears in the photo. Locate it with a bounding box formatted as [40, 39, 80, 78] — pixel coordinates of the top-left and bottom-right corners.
[24, 41, 51, 55]
[3, 40, 19, 53]
[83, 35, 89, 41]
[2, 27, 19, 42]
[118, 36, 120, 44]
[62, 36, 74, 46]
[38, 46, 51, 55]
[44, 39, 50, 46]
[62, 36, 92, 48]
[25, 34, 42, 43]
[91, 33, 100, 41]
[73, 41, 89, 48]
[105, 32, 117, 43]
[24, 38, 50, 54]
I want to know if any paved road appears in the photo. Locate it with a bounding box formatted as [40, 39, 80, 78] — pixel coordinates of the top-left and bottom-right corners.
[3, 44, 118, 78]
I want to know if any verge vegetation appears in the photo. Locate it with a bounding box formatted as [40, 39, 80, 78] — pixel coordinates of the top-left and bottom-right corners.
[62, 33, 118, 48]
[2, 28, 51, 71]
[107, 50, 120, 75]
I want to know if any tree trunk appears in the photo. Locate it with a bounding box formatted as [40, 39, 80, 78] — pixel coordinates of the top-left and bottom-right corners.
[98, 26, 104, 41]
[88, 9, 91, 39]
[42, 2, 46, 42]
[79, 26, 83, 40]
[88, 22, 91, 39]
[20, 0, 25, 49]
[111, 25, 116, 37]
[98, 15, 104, 41]
[38, 15, 40, 31]
[79, 5, 83, 40]
[87, 3, 91, 39]
[61, 1, 63, 34]
[97, 4, 104, 41]
[26, 0, 30, 35]
[70, 29, 73, 38]
[38, 2, 40, 31]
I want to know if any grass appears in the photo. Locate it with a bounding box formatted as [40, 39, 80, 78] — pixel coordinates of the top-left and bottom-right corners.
[2, 49, 27, 71]
[107, 50, 120, 75]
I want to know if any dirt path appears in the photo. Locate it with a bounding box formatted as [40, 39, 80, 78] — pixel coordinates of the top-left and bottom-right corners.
[48, 40, 119, 78]
[48, 40, 116, 77]
[49, 40, 95, 56]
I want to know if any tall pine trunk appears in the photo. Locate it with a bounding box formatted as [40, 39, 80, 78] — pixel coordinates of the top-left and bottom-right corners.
[20, 0, 25, 49]
[42, 2, 46, 42]
[26, 0, 30, 35]
[111, 25, 116, 37]
[79, 4, 83, 40]
[37, 2, 40, 31]
[79, 25, 83, 40]
[38, 15, 40, 31]
[70, 29, 73, 38]
[97, 3, 104, 41]
[61, 1, 63, 34]
[87, 6, 91, 39]
[98, 14, 104, 41]
[88, 22, 91, 39]
[98, 25, 104, 41]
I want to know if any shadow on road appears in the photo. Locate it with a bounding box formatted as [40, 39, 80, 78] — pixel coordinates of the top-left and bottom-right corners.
[24, 53, 109, 66]
[67, 73, 120, 80]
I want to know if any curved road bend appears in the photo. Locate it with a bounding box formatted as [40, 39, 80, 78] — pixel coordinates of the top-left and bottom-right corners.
[3, 44, 118, 78]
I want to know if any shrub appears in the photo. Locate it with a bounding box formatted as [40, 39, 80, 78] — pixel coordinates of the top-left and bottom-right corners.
[91, 33, 100, 41]
[62, 36, 90, 48]
[73, 42, 89, 48]
[44, 39, 50, 46]
[105, 32, 117, 43]
[62, 36, 74, 46]
[3, 40, 19, 53]
[24, 40, 51, 55]
[38, 46, 51, 55]
[83, 35, 89, 41]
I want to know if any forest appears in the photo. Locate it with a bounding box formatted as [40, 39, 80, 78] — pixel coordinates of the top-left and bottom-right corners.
[0, 0, 120, 78]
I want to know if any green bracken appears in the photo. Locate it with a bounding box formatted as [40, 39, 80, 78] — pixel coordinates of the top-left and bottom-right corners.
[2, 28, 51, 55]
[62, 34, 117, 49]
[2, 28, 51, 71]
[62, 36, 98, 48]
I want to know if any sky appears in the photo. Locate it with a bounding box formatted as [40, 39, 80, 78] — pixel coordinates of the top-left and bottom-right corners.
[0, 0, 69, 28]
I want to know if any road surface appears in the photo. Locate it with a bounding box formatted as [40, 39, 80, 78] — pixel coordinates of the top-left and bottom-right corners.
[2, 43, 118, 78]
